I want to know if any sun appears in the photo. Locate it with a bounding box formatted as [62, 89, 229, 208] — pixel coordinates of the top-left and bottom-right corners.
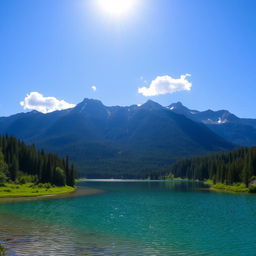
[97, 0, 137, 17]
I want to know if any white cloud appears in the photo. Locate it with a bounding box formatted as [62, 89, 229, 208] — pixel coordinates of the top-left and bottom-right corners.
[138, 74, 192, 97]
[91, 85, 97, 91]
[20, 92, 76, 114]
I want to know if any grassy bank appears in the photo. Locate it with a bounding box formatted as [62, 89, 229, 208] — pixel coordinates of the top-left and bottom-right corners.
[0, 183, 75, 198]
[75, 178, 87, 182]
[165, 174, 191, 181]
[166, 178, 191, 181]
[204, 179, 256, 193]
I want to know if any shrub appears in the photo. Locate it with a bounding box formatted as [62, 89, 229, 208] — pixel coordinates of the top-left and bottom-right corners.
[53, 167, 66, 186]
[37, 183, 53, 189]
[15, 175, 38, 184]
[249, 185, 256, 193]
[250, 176, 256, 182]
[0, 172, 7, 184]
[165, 173, 174, 180]
[204, 179, 213, 185]
[3, 189, 11, 193]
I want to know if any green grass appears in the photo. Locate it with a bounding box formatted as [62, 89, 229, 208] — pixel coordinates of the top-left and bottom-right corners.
[165, 174, 190, 181]
[0, 183, 75, 198]
[204, 179, 214, 185]
[204, 180, 249, 193]
[212, 183, 249, 193]
[75, 178, 87, 182]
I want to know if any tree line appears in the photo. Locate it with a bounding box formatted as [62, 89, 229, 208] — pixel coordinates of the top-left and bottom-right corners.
[0, 135, 75, 186]
[167, 147, 256, 186]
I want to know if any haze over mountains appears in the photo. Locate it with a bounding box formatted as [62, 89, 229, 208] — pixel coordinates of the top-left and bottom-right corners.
[1, 98, 251, 178]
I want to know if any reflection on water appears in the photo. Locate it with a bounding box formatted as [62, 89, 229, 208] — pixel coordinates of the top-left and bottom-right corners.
[0, 181, 256, 256]
[0, 212, 195, 256]
[0, 212, 145, 256]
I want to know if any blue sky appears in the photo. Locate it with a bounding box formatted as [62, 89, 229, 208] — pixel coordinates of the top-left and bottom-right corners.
[0, 0, 256, 117]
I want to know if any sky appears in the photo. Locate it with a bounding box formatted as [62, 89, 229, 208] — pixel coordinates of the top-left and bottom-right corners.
[0, 0, 256, 117]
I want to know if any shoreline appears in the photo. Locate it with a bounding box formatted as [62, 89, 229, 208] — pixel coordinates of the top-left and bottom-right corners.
[208, 186, 249, 194]
[203, 180, 251, 194]
[0, 183, 76, 199]
[0, 186, 104, 255]
[0, 186, 104, 203]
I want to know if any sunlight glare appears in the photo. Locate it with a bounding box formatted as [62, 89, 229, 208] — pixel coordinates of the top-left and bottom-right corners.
[98, 0, 137, 17]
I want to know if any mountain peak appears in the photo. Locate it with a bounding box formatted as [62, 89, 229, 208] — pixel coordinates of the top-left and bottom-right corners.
[140, 100, 163, 110]
[168, 102, 186, 110]
[80, 98, 103, 105]
[174, 101, 184, 107]
[167, 101, 193, 112]
[73, 98, 107, 115]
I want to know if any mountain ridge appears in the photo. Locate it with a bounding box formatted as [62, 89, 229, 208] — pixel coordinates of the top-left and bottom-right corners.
[168, 102, 256, 146]
[0, 99, 236, 178]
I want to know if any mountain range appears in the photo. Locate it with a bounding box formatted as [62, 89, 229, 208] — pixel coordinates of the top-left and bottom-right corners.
[1, 99, 253, 178]
[168, 102, 256, 146]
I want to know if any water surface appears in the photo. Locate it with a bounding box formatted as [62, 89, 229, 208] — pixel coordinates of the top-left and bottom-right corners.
[0, 181, 256, 256]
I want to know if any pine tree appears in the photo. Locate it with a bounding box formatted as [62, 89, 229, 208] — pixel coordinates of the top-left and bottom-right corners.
[9, 155, 19, 181]
[0, 151, 8, 183]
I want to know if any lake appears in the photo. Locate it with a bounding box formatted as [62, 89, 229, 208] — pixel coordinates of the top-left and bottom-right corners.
[0, 180, 256, 256]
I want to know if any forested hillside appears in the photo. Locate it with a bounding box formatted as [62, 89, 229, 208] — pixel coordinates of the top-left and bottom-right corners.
[168, 147, 256, 187]
[0, 99, 235, 178]
[0, 135, 75, 186]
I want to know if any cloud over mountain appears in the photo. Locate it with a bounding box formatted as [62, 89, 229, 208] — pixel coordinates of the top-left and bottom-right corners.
[91, 85, 97, 91]
[20, 92, 75, 114]
[138, 74, 192, 96]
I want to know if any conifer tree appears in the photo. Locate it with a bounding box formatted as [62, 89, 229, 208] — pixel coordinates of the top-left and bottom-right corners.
[0, 135, 76, 186]
[9, 155, 19, 181]
[167, 146, 256, 187]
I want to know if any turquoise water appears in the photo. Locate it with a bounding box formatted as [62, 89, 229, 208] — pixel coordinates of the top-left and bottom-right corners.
[1, 181, 256, 256]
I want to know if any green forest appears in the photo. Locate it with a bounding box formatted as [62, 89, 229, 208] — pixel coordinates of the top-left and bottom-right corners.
[167, 147, 256, 190]
[0, 135, 75, 187]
